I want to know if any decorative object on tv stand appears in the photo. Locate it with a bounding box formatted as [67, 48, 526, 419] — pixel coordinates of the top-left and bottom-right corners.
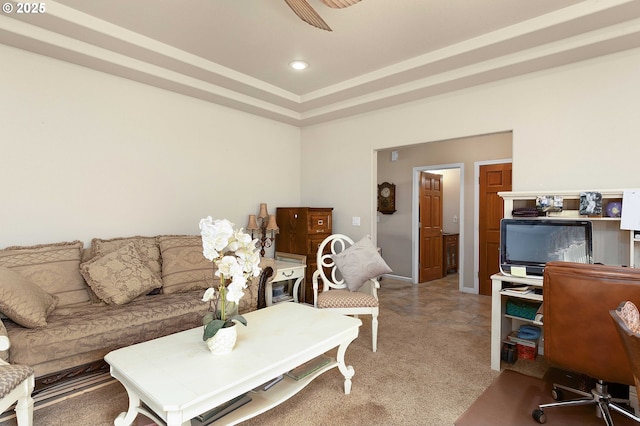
[535, 195, 563, 213]
[579, 191, 602, 216]
[605, 201, 622, 218]
[199, 217, 262, 355]
[247, 203, 279, 257]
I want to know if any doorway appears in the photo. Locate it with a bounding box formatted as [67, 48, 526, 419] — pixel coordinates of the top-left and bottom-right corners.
[376, 131, 512, 293]
[412, 164, 464, 288]
[475, 161, 512, 295]
[419, 171, 444, 282]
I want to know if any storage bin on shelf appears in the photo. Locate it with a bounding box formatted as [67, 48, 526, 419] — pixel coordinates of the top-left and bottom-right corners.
[506, 298, 541, 320]
[507, 331, 539, 360]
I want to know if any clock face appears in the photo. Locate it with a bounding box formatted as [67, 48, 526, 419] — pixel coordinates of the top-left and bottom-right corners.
[378, 182, 396, 214]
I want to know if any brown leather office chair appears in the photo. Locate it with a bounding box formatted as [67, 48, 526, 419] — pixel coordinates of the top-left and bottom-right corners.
[611, 301, 640, 418]
[532, 262, 640, 425]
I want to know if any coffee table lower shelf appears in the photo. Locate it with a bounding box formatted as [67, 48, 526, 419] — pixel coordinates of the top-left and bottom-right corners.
[205, 359, 338, 425]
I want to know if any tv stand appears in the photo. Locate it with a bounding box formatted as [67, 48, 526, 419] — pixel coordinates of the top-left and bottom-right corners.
[491, 273, 543, 371]
[499, 190, 637, 267]
[493, 189, 640, 371]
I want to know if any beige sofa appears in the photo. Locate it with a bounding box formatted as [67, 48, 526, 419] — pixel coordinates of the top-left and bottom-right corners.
[0, 235, 274, 391]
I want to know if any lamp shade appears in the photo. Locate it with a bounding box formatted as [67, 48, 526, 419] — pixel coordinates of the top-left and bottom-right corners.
[258, 203, 269, 219]
[266, 214, 279, 231]
[247, 215, 259, 231]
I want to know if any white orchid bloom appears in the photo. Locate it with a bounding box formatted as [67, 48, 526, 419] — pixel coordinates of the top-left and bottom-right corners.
[226, 276, 247, 303]
[200, 217, 234, 261]
[199, 216, 263, 327]
[215, 255, 243, 278]
[201, 287, 217, 302]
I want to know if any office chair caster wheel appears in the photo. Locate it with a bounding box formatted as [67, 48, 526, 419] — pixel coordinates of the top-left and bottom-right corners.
[551, 387, 563, 401]
[532, 408, 547, 423]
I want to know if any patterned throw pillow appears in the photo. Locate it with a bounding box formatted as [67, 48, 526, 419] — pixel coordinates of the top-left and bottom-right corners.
[0, 241, 88, 306]
[0, 267, 58, 328]
[80, 242, 162, 305]
[617, 301, 640, 334]
[158, 235, 215, 294]
[91, 236, 162, 278]
[331, 235, 392, 291]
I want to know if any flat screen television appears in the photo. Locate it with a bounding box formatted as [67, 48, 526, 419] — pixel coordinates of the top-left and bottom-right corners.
[499, 219, 593, 277]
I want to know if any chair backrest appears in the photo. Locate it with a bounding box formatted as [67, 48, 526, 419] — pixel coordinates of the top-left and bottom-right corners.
[610, 302, 640, 405]
[315, 234, 355, 291]
[543, 261, 640, 385]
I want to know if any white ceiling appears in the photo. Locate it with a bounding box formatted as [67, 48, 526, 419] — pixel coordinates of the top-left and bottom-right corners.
[3, 0, 640, 126]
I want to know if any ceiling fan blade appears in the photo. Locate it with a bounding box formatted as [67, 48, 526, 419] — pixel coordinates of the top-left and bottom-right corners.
[284, 0, 332, 31]
[321, 0, 362, 8]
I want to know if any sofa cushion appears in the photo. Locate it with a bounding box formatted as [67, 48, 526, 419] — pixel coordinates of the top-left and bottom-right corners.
[0, 267, 58, 328]
[5, 290, 209, 375]
[91, 236, 161, 278]
[0, 241, 88, 306]
[158, 235, 214, 294]
[80, 243, 162, 305]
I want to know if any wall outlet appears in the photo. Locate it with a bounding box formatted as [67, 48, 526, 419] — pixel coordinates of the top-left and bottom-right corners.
[352, 216, 361, 226]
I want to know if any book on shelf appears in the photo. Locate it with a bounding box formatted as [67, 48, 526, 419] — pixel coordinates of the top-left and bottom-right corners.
[501, 286, 533, 295]
[285, 354, 332, 381]
[192, 393, 252, 425]
[253, 374, 284, 392]
[507, 331, 538, 347]
[272, 294, 293, 303]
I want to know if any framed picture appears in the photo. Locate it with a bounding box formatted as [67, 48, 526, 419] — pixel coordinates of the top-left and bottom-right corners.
[536, 195, 563, 213]
[579, 191, 602, 216]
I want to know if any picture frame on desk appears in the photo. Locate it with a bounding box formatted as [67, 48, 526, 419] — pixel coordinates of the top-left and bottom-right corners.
[579, 191, 603, 216]
[536, 195, 563, 213]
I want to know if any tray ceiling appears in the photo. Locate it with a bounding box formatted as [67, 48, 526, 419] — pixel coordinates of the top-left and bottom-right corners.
[2, 0, 640, 126]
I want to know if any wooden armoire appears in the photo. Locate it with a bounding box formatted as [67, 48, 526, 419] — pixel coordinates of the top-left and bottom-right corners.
[275, 207, 333, 304]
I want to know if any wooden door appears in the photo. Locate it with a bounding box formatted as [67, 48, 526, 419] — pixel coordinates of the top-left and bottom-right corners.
[478, 163, 512, 295]
[419, 172, 444, 282]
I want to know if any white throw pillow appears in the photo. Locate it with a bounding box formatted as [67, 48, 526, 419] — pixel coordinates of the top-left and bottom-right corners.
[331, 235, 392, 291]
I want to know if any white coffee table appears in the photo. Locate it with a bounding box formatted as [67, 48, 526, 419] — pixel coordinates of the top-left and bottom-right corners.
[105, 303, 361, 426]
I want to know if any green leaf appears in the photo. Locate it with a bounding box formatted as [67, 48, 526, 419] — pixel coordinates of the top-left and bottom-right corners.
[227, 315, 247, 327]
[202, 312, 215, 326]
[203, 319, 226, 341]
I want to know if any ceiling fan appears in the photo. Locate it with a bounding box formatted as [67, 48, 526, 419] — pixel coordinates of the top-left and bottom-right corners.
[284, 0, 362, 31]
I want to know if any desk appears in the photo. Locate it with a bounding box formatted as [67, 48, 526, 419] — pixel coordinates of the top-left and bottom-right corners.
[266, 260, 306, 306]
[491, 273, 543, 371]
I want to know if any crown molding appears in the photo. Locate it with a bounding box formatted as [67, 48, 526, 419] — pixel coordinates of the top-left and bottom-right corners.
[2, 0, 640, 126]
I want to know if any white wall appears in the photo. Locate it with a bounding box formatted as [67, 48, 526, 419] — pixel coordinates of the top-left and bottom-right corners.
[300, 48, 640, 290]
[0, 45, 301, 251]
[4, 43, 640, 290]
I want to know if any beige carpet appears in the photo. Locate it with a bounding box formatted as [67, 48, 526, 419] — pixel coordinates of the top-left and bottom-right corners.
[0, 277, 548, 425]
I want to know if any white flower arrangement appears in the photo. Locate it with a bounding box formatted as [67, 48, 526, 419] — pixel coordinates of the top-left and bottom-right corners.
[199, 217, 262, 341]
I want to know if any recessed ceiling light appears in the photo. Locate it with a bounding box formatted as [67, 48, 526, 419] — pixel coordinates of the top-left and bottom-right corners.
[289, 60, 309, 71]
